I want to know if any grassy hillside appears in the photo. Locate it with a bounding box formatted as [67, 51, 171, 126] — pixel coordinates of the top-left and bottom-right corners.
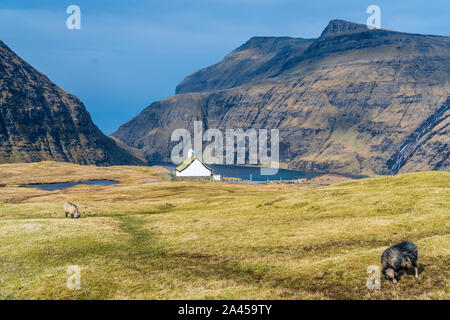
[0, 162, 448, 299]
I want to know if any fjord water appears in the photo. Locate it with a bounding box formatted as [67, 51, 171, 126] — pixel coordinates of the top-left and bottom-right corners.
[25, 180, 119, 191]
[152, 162, 325, 181]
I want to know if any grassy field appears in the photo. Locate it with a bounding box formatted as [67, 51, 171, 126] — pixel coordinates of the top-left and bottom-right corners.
[0, 161, 448, 299]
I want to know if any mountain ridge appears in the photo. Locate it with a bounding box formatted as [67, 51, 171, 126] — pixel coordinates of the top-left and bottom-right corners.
[112, 20, 449, 174]
[0, 40, 146, 166]
[176, 36, 315, 94]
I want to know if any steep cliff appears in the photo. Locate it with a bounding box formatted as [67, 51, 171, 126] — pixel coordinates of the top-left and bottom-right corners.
[0, 40, 146, 165]
[113, 20, 450, 175]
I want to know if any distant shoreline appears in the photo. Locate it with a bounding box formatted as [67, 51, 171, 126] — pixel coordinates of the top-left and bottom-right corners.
[150, 161, 368, 181]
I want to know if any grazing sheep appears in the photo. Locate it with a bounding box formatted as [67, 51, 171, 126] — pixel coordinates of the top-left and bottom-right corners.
[381, 241, 418, 284]
[64, 202, 80, 219]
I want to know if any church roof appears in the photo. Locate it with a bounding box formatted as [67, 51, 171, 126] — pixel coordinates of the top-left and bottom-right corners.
[175, 156, 212, 172]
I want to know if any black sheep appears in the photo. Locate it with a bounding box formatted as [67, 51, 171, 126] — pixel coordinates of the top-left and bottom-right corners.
[381, 241, 418, 283]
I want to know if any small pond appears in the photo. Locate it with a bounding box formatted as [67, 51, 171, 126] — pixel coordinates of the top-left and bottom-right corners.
[25, 180, 119, 191]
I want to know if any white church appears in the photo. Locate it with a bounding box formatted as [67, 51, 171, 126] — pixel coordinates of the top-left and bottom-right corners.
[175, 149, 220, 180]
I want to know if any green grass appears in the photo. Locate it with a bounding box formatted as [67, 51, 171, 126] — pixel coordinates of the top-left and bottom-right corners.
[0, 162, 448, 299]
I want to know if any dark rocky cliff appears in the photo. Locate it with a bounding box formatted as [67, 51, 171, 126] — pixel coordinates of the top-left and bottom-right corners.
[113, 20, 449, 175]
[0, 40, 146, 165]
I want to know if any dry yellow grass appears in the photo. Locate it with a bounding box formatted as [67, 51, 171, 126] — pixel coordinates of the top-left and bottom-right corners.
[0, 161, 448, 299]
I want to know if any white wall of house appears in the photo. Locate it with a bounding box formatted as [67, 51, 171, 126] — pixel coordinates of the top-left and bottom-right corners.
[176, 159, 212, 177]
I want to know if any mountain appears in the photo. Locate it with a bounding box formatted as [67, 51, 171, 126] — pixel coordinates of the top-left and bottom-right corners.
[176, 36, 315, 94]
[113, 20, 450, 175]
[0, 40, 146, 166]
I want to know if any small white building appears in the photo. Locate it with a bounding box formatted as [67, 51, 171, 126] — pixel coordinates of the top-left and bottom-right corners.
[175, 149, 213, 178]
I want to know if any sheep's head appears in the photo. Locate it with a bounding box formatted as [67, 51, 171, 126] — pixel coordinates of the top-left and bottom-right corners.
[384, 268, 398, 284]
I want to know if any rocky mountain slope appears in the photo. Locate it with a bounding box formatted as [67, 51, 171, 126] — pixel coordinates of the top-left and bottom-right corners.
[0, 40, 146, 166]
[113, 20, 450, 175]
[176, 36, 315, 94]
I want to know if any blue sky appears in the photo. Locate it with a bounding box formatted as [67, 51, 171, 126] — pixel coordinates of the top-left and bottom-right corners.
[1, 0, 449, 134]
